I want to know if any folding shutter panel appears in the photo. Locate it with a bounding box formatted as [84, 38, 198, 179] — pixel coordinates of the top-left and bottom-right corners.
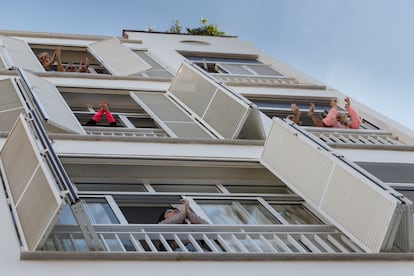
[169, 62, 251, 139]
[131, 92, 212, 138]
[260, 118, 403, 253]
[0, 115, 64, 250]
[0, 78, 25, 132]
[89, 38, 151, 76]
[0, 35, 44, 71]
[20, 70, 85, 134]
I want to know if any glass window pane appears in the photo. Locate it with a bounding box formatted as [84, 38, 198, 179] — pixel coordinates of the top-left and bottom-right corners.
[127, 116, 158, 128]
[84, 198, 119, 224]
[240, 202, 280, 224]
[247, 64, 282, 76]
[56, 204, 77, 225]
[219, 64, 252, 75]
[197, 200, 280, 225]
[270, 204, 322, 224]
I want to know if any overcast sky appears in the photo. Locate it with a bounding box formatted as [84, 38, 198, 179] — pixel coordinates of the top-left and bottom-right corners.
[1, 0, 413, 131]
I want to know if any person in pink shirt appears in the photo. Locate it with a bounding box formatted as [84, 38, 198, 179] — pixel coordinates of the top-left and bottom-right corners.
[287, 97, 361, 129]
[307, 97, 360, 129]
[86, 99, 117, 126]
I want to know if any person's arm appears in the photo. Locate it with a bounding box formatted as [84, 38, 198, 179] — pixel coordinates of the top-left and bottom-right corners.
[187, 210, 208, 224]
[53, 48, 64, 72]
[345, 97, 361, 129]
[182, 199, 208, 224]
[321, 99, 338, 127]
[322, 106, 337, 127]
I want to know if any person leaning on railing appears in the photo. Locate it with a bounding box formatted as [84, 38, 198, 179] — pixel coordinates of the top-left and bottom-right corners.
[157, 198, 209, 252]
[288, 97, 361, 129]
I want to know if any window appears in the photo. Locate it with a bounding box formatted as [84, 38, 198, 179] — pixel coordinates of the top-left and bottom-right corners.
[250, 97, 379, 129]
[60, 89, 161, 130]
[83, 198, 120, 224]
[185, 55, 283, 77]
[268, 204, 322, 224]
[196, 199, 280, 225]
[62, 159, 321, 227]
[31, 44, 110, 74]
[357, 162, 414, 184]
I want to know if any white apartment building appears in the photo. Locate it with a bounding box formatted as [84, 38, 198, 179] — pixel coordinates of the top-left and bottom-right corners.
[0, 29, 414, 275]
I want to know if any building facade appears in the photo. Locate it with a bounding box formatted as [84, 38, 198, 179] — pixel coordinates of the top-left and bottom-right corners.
[0, 29, 414, 275]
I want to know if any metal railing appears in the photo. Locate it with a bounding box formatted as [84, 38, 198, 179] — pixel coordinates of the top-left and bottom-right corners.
[214, 74, 300, 86]
[84, 126, 169, 138]
[42, 225, 364, 254]
[303, 127, 410, 149]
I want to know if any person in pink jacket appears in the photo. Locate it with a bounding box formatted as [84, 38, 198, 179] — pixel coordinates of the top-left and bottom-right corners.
[307, 97, 360, 129]
[86, 99, 117, 126]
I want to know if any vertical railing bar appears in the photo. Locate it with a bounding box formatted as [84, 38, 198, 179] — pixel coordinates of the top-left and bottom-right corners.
[287, 234, 307, 253]
[114, 234, 127, 252]
[314, 234, 337, 253]
[327, 234, 350, 253]
[188, 234, 204, 252]
[217, 235, 235, 253]
[129, 234, 144, 252]
[259, 234, 278, 253]
[144, 234, 158, 252]
[300, 234, 321, 253]
[245, 235, 263, 253]
[202, 234, 221, 253]
[340, 235, 363, 253]
[272, 234, 292, 253]
[98, 234, 110, 252]
[159, 234, 173, 253]
[173, 234, 189, 252]
[231, 234, 249, 253]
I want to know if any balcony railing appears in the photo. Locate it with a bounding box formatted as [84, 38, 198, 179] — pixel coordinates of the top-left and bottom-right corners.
[303, 127, 412, 150]
[214, 74, 301, 86]
[84, 126, 169, 138]
[42, 225, 364, 254]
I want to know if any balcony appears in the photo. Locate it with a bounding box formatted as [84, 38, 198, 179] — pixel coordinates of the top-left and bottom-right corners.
[41, 225, 364, 255]
[303, 127, 413, 151]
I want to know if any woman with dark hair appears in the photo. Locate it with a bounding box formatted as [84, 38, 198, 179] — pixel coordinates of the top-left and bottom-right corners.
[157, 199, 209, 252]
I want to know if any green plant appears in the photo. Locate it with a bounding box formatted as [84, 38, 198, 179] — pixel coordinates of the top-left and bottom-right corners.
[167, 18, 225, 36]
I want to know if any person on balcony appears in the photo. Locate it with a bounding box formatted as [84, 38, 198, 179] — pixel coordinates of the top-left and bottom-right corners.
[157, 198, 209, 252]
[288, 97, 360, 129]
[307, 97, 360, 129]
[65, 58, 89, 73]
[86, 99, 117, 126]
[37, 48, 64, 72]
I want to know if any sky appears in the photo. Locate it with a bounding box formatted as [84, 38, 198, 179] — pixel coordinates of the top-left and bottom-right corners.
[1, 0, 413, 131]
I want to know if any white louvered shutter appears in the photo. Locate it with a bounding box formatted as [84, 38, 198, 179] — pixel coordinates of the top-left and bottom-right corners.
[0, 115, 64, 250]
[0, 78, 25, 132]
[89, 38, 151, 76]
[260, 118, 403, 253]
[20, 70, 85, 134]
[169, 62, 251, 139]
[0, 35, 44, 71]
[131, 92, 212, 138]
